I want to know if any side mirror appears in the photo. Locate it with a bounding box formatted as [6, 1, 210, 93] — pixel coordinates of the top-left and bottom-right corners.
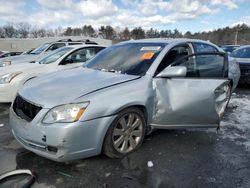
[156, 66, 187, 78]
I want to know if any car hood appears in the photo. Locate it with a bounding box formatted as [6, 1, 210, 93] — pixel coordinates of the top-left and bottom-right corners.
[0, 63, 42, 75]
[19, 67, 140, 108]
[0, 54, 39, 65]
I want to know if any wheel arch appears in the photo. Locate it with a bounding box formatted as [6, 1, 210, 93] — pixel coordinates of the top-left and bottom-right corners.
[113, 104, 148, 124]
[101, 104, 148, 157]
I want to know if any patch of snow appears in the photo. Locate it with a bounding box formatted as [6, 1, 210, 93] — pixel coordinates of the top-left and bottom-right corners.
[147, 161, 154, 168]
[220, 94, 250, 151]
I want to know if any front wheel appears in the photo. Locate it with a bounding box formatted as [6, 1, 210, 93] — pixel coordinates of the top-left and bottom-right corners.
[103, 107, 146, 158]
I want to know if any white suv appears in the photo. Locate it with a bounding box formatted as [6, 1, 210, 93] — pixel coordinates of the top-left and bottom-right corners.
[0, 39, 98, 67]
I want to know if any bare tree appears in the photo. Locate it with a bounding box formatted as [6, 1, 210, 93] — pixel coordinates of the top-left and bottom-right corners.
[16, 22, 31, 38]
[0, 28, 5, 38]
[30, 28, 39, 38]
[54, 26, 63, 37]
[3, 24, 17, 38]
[46, 29, 55, 37]
[37, 29, 46, 37]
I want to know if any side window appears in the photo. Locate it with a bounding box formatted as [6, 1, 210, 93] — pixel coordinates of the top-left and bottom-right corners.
[62, 48, 100, 65]
[193, 42, 218, 53]
[172, 54, 225, 78]
[46, 43, 66, 52]
[155, 44, 191, 75]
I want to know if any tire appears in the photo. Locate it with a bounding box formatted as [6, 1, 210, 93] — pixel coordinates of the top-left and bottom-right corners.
[103, 107, 146, 158]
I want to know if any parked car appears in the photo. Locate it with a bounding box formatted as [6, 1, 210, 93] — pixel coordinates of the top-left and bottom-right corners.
[10, 38, 240, 162]
[0, 39, 98, 67]
[0, 45, 105, 103]
[0, 51, 7, 55]
[21, 48, 35, 55]
[230, 45, 250, 84]
[221, 45, 240, 54]
[0, 51, 22, 58]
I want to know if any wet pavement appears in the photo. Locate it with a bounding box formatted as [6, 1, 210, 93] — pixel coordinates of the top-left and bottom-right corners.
[0, 87, 250, 188]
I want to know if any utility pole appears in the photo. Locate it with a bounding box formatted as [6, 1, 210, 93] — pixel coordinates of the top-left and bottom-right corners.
[235, 25, 242, 45]
[235, 28, 238, 45]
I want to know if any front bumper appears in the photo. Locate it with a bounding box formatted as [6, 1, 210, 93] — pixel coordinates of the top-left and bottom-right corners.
[0, 83, 18, 103]
[10, 108, 116, 162]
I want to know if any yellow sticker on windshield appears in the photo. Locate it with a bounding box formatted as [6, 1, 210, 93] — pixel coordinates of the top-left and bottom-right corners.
[141, 52, 155, 60]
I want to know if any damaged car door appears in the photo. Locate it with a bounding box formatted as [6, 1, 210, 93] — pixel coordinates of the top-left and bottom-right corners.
[152, 52, 230, 128]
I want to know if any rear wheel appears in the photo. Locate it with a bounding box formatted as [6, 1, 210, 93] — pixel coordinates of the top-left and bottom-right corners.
[103, 107, 146, 158]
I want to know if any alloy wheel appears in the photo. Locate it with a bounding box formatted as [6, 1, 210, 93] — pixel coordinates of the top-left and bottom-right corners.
[112, 113, 143, 154]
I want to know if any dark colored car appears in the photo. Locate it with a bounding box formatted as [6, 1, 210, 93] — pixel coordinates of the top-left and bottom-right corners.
[221, 45, 240, 54]
[230, 45, 250, 84]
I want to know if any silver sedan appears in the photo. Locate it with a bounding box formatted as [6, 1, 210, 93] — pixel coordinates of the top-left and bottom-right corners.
[10, 39, 240, 162]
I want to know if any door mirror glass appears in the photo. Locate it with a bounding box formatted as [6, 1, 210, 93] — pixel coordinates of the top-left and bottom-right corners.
[156, 66, 187, 78]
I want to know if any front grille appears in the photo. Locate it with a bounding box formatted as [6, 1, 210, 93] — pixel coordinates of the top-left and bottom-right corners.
[239, 63, 250, 75]
[13, 95, 42, 122]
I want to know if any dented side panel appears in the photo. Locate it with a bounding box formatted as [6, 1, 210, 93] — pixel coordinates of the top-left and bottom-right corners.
[152, 78, 229, 126]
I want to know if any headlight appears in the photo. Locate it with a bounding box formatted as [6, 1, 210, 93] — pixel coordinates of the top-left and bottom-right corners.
[0, 72, 22, 84]
[0, 61, 11, 67]
[42, 102, 89, 124]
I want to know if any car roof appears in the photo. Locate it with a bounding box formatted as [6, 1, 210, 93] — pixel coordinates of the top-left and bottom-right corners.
[67, 44, 106, 49]
[55, 44, 106, 52]
[121, 38, 221, 51]
[232, 45, 250, 51]
[222, 45, 240, 47]
[238, 45, 250, 48]
[122, 38, 211, 44]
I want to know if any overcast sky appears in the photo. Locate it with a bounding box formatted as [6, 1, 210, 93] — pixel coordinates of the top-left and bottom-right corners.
[0, 0, 249, 32]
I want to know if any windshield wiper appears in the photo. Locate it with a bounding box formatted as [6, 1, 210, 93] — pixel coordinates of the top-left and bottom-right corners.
[92, 67, 122, 73]
[101, 68, 122, 73]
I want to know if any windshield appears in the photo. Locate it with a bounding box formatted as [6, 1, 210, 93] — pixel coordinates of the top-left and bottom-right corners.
[231, 47, 250, 58]
[39, 47, 73, 64]
[30, 43, 50, 55]
[86, 42, 166, 76]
